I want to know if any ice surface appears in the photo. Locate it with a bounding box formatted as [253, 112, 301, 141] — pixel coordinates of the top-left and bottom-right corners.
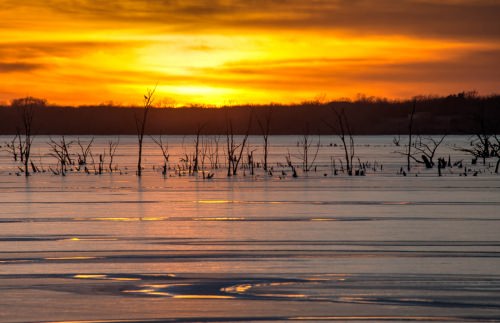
[0, 136, 499, 322]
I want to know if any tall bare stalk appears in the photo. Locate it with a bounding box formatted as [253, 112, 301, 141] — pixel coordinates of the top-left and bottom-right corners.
[151, 135, 170, 177]
[14, 97, 39, 176]
[77, 137, 94, 172]
[225, 112, 252, 176]
[257, 108, 273, 172]
[407, 100, 416, 171]
[48, 136, 74, 176]
[135, 87, 156, 176]
[296, 133, 320, 173]
[192, 123, 206, 173]
[108, 138, 119, 172]
[328, 108, 355, 175]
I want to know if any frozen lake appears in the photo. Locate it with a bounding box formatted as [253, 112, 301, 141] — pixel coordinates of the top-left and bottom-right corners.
[0, 135, 499, 322]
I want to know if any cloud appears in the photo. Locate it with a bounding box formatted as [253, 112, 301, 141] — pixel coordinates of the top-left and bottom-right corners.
[67, 0, 500, 40]
[163, 48, 500, 92]
[0, 41, 147, 60]
[0, 62, 44, 73]
[2, 0, 499, 40]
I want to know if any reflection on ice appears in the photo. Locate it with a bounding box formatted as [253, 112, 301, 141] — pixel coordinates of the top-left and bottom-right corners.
[173, 295, 235, 299]
[193, 217, 245, 221]
[196, 200, 232, 204]
[73, 274, 108, 280]
[45, 256, 100, 260]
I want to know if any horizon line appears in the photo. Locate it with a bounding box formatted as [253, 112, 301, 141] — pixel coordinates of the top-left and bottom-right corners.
[2, 90, 498, 109]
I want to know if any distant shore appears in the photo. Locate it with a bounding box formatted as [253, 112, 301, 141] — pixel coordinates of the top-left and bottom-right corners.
[1, 93, 499, 135]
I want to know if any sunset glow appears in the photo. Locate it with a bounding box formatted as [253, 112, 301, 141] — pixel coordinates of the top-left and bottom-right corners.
[1, 0, 499, 106]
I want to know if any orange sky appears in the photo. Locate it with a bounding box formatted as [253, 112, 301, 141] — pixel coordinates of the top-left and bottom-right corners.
[1, 0, 499, 106]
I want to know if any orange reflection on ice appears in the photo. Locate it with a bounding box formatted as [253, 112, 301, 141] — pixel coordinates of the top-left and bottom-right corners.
[45, 256, 99, 260]
[123, 288, 171, 296]
[221, 284, 253, 294]
[86, 217, 167, 222]
[73, 274, 107, 279]
[196, 200, 232, 204]
[91, 217, 139, 221]
[193, 217, 245, 221]
[62, 237, 118, 241]
[173, 295, 235, 299]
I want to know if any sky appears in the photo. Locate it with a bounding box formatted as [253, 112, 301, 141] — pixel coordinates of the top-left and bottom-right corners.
[0, 0, 499, 106]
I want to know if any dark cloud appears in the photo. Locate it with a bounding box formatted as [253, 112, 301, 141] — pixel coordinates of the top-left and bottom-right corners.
[0, 62, 44, 73]
[164, 48, 500, 91]
[0, 41, 149, 60]
[358, 50, 500, 84]
[8, 0, 498, 40]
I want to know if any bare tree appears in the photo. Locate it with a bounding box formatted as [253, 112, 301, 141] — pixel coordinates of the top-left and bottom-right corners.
[77, 137, 94, 172]
[179, 140, 193, 175]
[225, 111, 252, 176]
[257, 107, 273, 172]
[98, 152, 105, 175]
[225, 117, 236, 177]
[108, 138, 119, 172]
[407, 100, 416, 171]
[393, 134, 401, 147]
[13, 97, 40, 176]
[151, 135, 170, 177]
[408, 135, 447, 168]
[192, 123, 206, 173]
[327, 108, 355, 175]
[3, 134, 19, 162]
[246, 145, 258, 176]
[200, 136, 212, 178]
[459, 134, 493, 165]
[48, 136, 73, 176]
[285, 150, 298, 177]
[295, 131, 321, 173]
[135, 87, 156, 176]
[207, 136, 221, 169]
[457, 110, 496, 165]
[493, 135, 500, 174]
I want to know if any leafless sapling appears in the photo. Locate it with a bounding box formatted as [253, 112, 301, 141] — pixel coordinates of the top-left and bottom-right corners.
[135, 87, 156, 176]
[48, 136, 74, 176]
[246, 146, 257, 176]
[285, 150, 298, 177]
[294, 128, 321, 173]
[200, 136, 212, 179]
[393, 134, 401, 147]
[257, 107, 273, 172]
[77, 137, 94, 172]
[327, 108, 355, 175]
[489, 135, 500, 173]
[13, 97, 41, 176]
[151, 135, 170, 177]
[108, 138, 119, 172]
[457, 112, 495, 165]
[225, 111, 252, 176]
[407, 100, 416, 171]
[206, 136, 221, 169]
[192, 123, 206, 173]
[409, 135, 447, 168]
[3, 134, 19, 162]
